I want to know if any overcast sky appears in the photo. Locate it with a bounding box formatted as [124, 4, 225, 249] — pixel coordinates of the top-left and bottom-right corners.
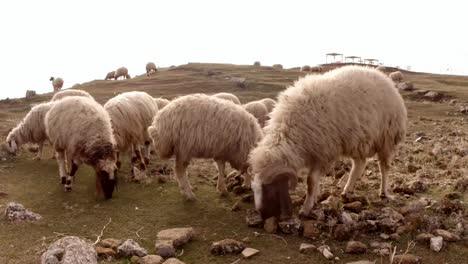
[0, 0, 467, 99]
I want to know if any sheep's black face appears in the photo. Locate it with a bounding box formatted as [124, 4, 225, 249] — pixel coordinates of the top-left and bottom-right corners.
[253, 175, 292, 220]
[97, 169, 117, 199]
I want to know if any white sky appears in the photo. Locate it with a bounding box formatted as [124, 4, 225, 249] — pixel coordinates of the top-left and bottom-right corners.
[1, 0, 467, 99]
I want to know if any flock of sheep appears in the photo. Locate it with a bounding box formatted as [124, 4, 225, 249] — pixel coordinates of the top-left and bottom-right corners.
[7, 64, 408, 221]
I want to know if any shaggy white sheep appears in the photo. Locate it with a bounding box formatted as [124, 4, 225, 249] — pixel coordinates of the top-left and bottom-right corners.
[45, 96, 118, 198]
[259, 98, 276, 113]
[389, 71, 404, 83]
[114, 67, 131, 80]
[153, 98, 170, 110]
[310, 65, 323, 73]
[104, 91, 158, 173]
[249, 65, 407, 219]
[301, 65, 311, 72]
[148, 94, 263, 200]
[105, 71, 115, 80]
[50, 77, 64, 92]
[6, 102, 54, 159]
[51, 89, 94, 102]
[212, 92, 241, 105]
[146, 62, 157, 76]
[243, 101, 268, 127]
[376, 66, 386, 72]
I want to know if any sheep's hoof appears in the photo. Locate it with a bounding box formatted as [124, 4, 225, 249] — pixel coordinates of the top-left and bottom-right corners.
[299, 207, 313, 218]
[183, 193, 196, 202]
[64, 186, 72, 192]
[61, 177, 66, 185]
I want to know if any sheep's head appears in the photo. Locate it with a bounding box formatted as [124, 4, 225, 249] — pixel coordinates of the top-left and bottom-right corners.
[5, 131, 18, 155]
[251, 165, 297, 220]
[95, 158, 118, 199]
[49, 77, 54, 81]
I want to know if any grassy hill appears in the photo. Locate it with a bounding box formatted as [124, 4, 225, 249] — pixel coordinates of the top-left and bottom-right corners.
[0, 63, 467, 263]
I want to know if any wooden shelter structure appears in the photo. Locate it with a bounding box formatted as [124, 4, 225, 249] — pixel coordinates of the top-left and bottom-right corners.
[345, 56, 361, 63]
[364, 58, 379, 65]
[326, 53, 343, 63]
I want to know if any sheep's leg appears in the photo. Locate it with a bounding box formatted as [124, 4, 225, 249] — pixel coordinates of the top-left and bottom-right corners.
[215, 160, 228, 196]
[65, 159, 79, 191]
[378, 154, 394, 200]
[300, 169, 322, 216]
[241, 170, 252, 189]
[143, 140, 151, 165]
[34, 142, 44, 160]
[341, 158, 367, 198]
[175, 159, 196, 201]
[56, 150, 68, 186]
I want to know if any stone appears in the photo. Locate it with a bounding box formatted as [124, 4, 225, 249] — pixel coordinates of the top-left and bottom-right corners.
[345, 241, 367, 254]
[400, 199, 429, 215]
[25, 90, 36, 99]
[117, 239, 147, 257]
[307, 208, 326, 221]
[241, 248, 259, 258]
[430, 236, 443, 252]
[415, 233, 434, 244]
[156, 227, 194, 247]
[333, 224, 353, 241]
[141, 255, 164, 264]
[4, 202, 42, 222]
[41, 236, 97, 264]
[439, 198, 464, 214]
[264, 217, 278, 233]
[344, 201, 364, 213]
[340, 212, 355, 225]
[131, 256, 141, 264]
[303, 220, 321, 239]
[231, 77, 246, 88]
[299, 243, 316, 254]
[245, 209, 263, 227]
[397, 82, 414, 91]
[162, 258, 185, 264]
[424, 91, 443, 101]
[393, 186, 415, 195]
[406, 163, 420, 173]
[433, 229, 460, 241]
[210, 239, 245, 255]
[317, 245, 334, 259]
[155, 240, 175, 258]
[408, 180, 427, 193]
[377, 207, 404, 233]
[278, 217, 302, 234]
[95, 246, 116, 258]
[99, 238, 121, 250]
[321, 195, 341, 210]
[392, 254, 422, 264]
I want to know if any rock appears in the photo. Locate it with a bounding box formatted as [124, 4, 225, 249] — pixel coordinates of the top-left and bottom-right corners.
[421, 215, 444, 232]
[333, 224, 353, 241]
[307, 208, 326, 221]
[397, 82, 414, 91]
[424, 91, 443, 102]
[303, 220, 321, 239]
[231, 77, 246, 88]
[449, 99, 458, 105]
[389, 233, 400, 240]
[299, 243, 316, 254]
[344, 201, 364, 213]
[454, 177, 468, 193]
[131, 256, 141, 264]
[406, 163, 420, 173]
[317, 245, 334, 260]
[156, 227, 194, 247]
[430, 236, 443, 252]
[162, 258, 185, 264]
[41, 236, 97, 264]
[154, 240, 175, 258]
[321, 195, 341, 210]
[231, 200, 241, 211]
[377, 207, 404, 233]
[4, 202, 42, 222]
[400, 198, 430, 215]
[99, 238, 121, 250]
[241, 248, 259, 258]
[415, 233, 434, 244]
[392, 254, 422, 264]
[117, 239, 147, 257]
[433, 229, 460, 241]
[278, 217, 302, 234]
[345, 261, 376, 264]
[439, 198, 464, 214]
[444, 192, 462, 200]
[210, 239, 245, 255]
[340, 211, 355, 225]
[246, 209, 263, 227]
[241, 237, 251, 243]
[95, 246, 116, 258]
[393, 186, 415, 195]
[264, 217, 278, 233]
[140, 255, 164, 264]
[345, 241, 367, 254]
[25, 90, 36, 99]
[408, 180, 427, 193]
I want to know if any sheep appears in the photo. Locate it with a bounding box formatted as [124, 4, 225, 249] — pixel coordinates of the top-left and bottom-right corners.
[45, 96, 118, 198]
[249, 65, 407, 220]
[51, 89, 94, 102]
[147, 94, 263, 200]
[212, 92, 241, 105]
[105, 71, 115, 80]
[114, 67, 131, 80]
[376, 66, 386, 72]
[50, 77, 64, 92]
[146, 62, 157, 76]
[310, 65, 323, 73]
[272, 64, 283, 69]
[254, 61, 261, 66]
[243, 101, 268, 127]
[259, 98, 276, 113]
[104, 91, 158, 173]
[153, 98, 170, 110]
[389, 71, 404, 83]
[301, 65, 311, 72]
[5, 102, 54, 159]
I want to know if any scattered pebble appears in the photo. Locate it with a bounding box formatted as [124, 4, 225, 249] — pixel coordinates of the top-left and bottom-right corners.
[430, 236, 443, 252]
[299, 243, 316, 254]
[241, 247, 259, 258]
[210, 239, 245, 255]
[345, 241, 367, 254]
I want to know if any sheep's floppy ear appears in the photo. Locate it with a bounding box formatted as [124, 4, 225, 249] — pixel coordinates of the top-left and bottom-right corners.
[6, 139, 17, 154]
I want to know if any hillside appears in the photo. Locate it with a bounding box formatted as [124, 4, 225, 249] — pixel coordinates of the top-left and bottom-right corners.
[0, 63, 467, 264]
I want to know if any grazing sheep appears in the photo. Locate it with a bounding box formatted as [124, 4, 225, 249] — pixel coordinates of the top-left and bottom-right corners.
[243, 101, 268, 127]
[50, 77, 64, 92]
[104, 91, 158, 172]
[105, 71, 115, 80]
[260, 98, 276, 113]
[6, 102, 54, 159]
[45, 97, 118, 198]
[154, 98, 170, 110]
[114, 67, 131, 80]
[389, 71, 404, 83]
[254, 61, 261, 66]
[301, 65, 311, 72]
[148, 94, 263, 200]
[249, 65, 407, 219]
[212, 92, 241, 105]
[146, 62, 158, 76]
[376, 66, 386, 72]
[310, 65, 323, 73]
[51, 89, 94, 102]
[272, 64, 283, 69]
